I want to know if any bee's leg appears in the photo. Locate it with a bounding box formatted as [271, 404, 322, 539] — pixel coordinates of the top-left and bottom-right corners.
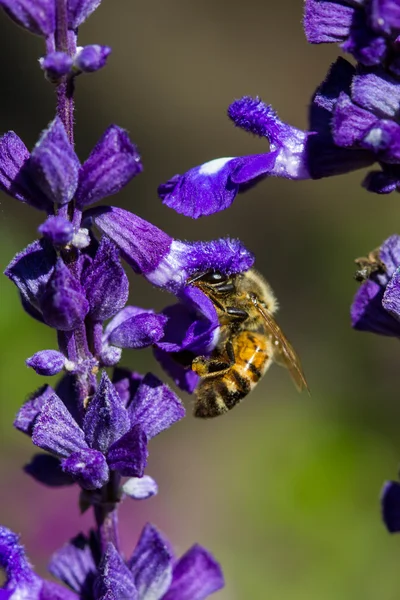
[192, 340, 236, 378]
[226, 307, 249, 321]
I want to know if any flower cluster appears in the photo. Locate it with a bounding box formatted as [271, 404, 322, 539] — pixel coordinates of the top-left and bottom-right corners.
[350, 233, 400, 533]
[157, 0, 400, 540]
[0, 0, 271, 595]
[158, 1, 400, 218]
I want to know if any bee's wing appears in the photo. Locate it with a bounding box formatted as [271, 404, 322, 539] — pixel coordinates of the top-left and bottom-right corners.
[252, 300, 309, 394]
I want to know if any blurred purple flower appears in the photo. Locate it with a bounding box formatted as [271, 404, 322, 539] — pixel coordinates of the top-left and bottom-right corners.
[351, 234, 400, 336]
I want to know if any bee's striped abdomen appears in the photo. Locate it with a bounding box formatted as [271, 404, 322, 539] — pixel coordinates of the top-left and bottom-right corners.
[193, 331, 272, 418]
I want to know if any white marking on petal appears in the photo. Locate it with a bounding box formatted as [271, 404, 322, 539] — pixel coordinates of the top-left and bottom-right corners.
[198, 157, 234, 175]
[364, 127, 384, 148]
[146, 241, 189, 291]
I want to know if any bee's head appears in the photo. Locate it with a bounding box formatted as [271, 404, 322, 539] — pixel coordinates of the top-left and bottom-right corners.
[187, 270, 236, 295]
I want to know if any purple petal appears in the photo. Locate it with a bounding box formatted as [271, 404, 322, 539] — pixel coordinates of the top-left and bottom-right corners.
[32, 392, 87, 457]
[39, 216, 74, 246]
[156, 287, 219, 354]
[160, 97, 310, 218]
[352, 68, 400, 120]
[14, 384, 55, 435]
[86, 206, 172, 274]
[378, 234, 400, 280]
[122, 475, 158, 500]
[94, 543, 138, 599]
[382, 268, 400, 319]
[40, 52, 73, 80]
[112, 367, 143, 405]
[105, 306, 152, 340]
[304, 0, 354, 43]
[74, 44, 111, 73]
[24, 453, 74, 487]
[370, 0, 400, 34]
[26, 349, 66, 376]
[154, 347, 199, 393]
[39, 258, 89, 331]
[340, 11, 387, 66]
[38, 580, 78, 600]
[146, 238, 254, 294]
[128, 524, 173, 599]
[76, 126, 142, 208]
[56, 373, 84, 428]
[332, 92, 378, 147]
[107, 424, 148, 477]
[361, 120, 400, 162]
[158, 157, 240, 218]
[83, 371, 130, 454]
[163, 545, 224, 600]
[68, 0, 103, 28]
[62, 448, 110, 489]
[108, 312, 168, 349]
[0, 131, 51, 211]
[30, 118, 80, 205]
[99, 345, 122, 367]
[127, 373, 185, 439]
[305, 133, 375, 178]
[0, 526, 39, 590]
[20, 293, 45, 324]
[0, 0, 55, 35]
[381, 481, 400, 533]
[4, 238, 56, 311]
[351, 279, 400, 336]
[309, 57, 355, 133]
[49, 533, 97, 595]
[82, 236, 129, 321]
[363, 169, 399, 193]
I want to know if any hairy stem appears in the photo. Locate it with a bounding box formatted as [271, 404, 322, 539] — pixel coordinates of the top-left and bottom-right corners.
[55, 0, 76, 147]
[94, 473, 122, 553]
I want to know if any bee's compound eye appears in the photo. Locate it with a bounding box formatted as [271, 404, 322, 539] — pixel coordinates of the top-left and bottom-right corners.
[201, 271, 227, 284]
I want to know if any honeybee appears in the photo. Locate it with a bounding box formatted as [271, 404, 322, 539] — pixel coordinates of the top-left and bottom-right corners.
[188, 268, 308, 418]
[354, 248, 386, 282]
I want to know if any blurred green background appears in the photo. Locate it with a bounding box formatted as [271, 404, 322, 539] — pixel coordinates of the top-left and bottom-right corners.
[1, 1, 400, 598]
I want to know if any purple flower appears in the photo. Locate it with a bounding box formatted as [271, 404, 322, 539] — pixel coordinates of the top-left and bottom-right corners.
[153, 286, 221, 393]
[39, 216, 74, 246]
[49, 524, 223, 599]
[15, 371, 184, 490]
[40, 52, 74, 81]
[351, 234, 400, 336]
[26, 349, 66, 376]
[103, 306, 168, 350]
[6, 235, 131, 334]
[158, 60, 376, 217]
[381, 480, 400, 533]
[304, 0, 400, 68]
[159, 55, 400, 217]
[87, 205, 254, 291]
[0, 523, 224, 599]
[81, 236, 129, 322]
[74, 45, 112, 73]
[0, 526, 76, 599]
[4, 237, 57, 317]
[68, 0, 103, 29]
[0, 119, 142, 212]
[97, 524, 224, 600]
